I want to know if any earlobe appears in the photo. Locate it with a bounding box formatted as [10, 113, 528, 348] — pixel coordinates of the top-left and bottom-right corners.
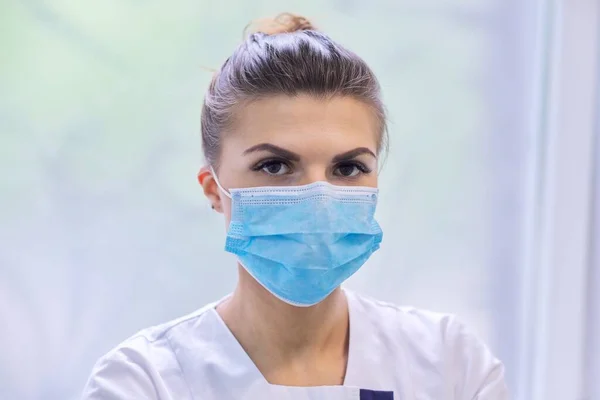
[198, 167, 223, 213]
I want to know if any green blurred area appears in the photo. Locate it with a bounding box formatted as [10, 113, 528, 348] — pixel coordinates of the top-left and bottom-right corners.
[0, 0, 484, 219]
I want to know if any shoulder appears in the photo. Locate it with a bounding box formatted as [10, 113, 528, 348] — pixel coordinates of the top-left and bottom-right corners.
[349, 289, 463, 344]
[348, 291, 509, 398]
[81, 302, 218, 400]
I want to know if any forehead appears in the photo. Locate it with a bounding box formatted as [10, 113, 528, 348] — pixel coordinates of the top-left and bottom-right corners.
[224, 95, 380, 152]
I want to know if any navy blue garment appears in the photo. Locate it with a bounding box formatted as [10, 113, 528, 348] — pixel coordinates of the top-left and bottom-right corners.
[359, 389, 394, 400]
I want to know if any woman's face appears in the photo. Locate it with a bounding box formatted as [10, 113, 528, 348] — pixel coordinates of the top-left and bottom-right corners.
[200, 94, 380, 223]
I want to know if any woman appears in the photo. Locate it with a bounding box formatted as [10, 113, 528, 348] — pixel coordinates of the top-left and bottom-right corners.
[82, 13, 509, 400]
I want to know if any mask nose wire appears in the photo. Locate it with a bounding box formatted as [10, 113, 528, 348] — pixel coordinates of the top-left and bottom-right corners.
[209, 166, 232, 199]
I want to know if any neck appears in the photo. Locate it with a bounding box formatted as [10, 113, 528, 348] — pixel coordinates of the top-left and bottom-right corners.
[217, 265, 349, 366]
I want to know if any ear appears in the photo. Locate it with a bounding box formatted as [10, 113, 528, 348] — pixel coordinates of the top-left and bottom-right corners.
[197, 166, 224, 213]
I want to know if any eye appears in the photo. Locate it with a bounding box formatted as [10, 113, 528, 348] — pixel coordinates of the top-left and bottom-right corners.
[334, 162, 370, 178]
[256, 160, 292, 176]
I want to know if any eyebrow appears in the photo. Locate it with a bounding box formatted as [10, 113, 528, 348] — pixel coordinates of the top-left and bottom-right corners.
[243, 143, 301, 161]
[331, 147, 377, 163]
[242, 143, 377, 163]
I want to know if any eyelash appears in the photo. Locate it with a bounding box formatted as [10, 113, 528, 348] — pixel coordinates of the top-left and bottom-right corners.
[251, 158, 291, 173]
[251, 159, 372, 177]
[336, 161, 371, 175]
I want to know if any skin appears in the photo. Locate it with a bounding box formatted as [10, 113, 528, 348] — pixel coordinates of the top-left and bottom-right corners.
[198, 94, 380, 387]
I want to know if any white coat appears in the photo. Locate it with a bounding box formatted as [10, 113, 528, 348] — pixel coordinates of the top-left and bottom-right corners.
[81, 290, 509, 399]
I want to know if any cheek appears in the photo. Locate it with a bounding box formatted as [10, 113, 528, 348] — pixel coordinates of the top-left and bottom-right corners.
[364, 173, 378, 188]
[221, 196, 233, 228]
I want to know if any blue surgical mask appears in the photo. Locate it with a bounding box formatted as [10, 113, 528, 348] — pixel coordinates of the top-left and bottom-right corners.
[212, 170, 383, 307]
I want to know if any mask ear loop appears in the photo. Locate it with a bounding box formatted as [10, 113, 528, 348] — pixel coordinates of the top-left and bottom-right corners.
[210, 166, 232, 199]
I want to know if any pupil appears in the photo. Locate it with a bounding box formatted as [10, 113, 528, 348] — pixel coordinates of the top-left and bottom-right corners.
[267, 163, 282, 174]
[339, 165, 355, 176]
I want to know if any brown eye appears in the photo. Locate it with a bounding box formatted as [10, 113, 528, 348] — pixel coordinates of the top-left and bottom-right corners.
[334, 163, 364, 177]
[261, 161, 291, 176]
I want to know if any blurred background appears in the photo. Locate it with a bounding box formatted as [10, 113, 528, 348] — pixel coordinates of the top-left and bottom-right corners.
[0, 0, 598, 399]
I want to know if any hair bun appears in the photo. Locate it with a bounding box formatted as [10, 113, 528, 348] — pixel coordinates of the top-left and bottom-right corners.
[245, 13, 316, 37]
